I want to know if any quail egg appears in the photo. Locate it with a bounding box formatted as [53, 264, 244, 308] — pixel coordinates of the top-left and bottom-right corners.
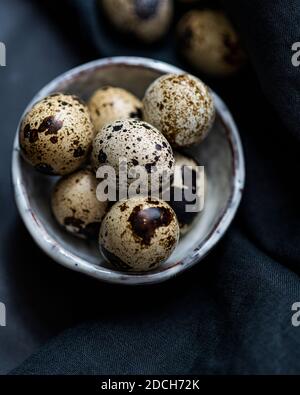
[101, 0, 173, 43]
[143, 73, 215, 147]
[168, 152, 205, 235]
[19, 93, 94, 175]
[177, 10, 246, 76]
[91, 119, 175, 191]
[88, 86, 143, 132]
[99, 197, 179, 271]
[52, 169, 108, 239]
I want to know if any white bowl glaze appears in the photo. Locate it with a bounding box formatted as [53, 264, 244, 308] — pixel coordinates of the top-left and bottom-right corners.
[12, 57, 245, 285]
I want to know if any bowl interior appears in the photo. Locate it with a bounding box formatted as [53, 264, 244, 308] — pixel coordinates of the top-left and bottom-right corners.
[13, 58, 244, 284]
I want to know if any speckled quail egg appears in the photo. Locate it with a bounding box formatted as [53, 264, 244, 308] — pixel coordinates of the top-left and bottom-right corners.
[143, 73, 215, 147]
[88, 86, 143, 132]
[52, 169, 108, 239]
[99, 197, 179, 271]
[102, 0, 173, 43]
[19, 93, 94, 175]
[91, 119, 175, 190]
[168, 152, 206, 235]
[177, 10, 246, 76]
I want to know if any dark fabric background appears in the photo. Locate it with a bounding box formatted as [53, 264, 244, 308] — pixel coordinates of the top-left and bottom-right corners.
[0, 0, 299, 374]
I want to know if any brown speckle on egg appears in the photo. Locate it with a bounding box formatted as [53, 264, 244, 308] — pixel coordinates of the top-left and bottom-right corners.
[128, 204, 173, 245]
[143, 73, 215, 147]
[101, 0, 173, 43]
[88, 86, 142, 132]
[91, 119, 175, 191]
[19, 93, 94, 175]
[52, 169, 109, 239]
[99, 197, 179, 271]
[135, 0, 159, 20]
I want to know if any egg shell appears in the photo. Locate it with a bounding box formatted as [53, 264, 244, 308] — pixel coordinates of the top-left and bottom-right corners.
[91, 119, 175, 188]
[99, 197, 179, 271]
[101, 0, 173, 43]
[169, 152, 206, 235]
[143, 73, 215, 147]
[177, 10, 246, 76]
[88, 86, 143, 132]
[19, 93, 94, 175]
[52, 169, 108, 239]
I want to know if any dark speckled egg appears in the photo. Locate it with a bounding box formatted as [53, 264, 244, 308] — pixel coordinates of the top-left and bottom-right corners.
[99, 197, 179, 271]
[91, 119, 175, 191]
[19, 93, 94, 175]
[102, 0, 173, 43]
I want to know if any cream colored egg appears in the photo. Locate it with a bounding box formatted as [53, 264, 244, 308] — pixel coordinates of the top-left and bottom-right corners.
[19, 93, 94, 175]
[177, 10, 246, 76]
[99, 197, 179, 271]
[88, 86, 142, 132]
[91, 119, 175, 190]
[52, 169, 108, 239]
[143, 73, 215, 147]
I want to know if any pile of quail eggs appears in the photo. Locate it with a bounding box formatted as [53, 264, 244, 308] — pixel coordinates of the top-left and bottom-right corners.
[19, 72, 215, 272]
[99, 0, 246, 77]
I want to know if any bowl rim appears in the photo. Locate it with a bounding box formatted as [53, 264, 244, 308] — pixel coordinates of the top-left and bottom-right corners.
[12, 56, 245, 285]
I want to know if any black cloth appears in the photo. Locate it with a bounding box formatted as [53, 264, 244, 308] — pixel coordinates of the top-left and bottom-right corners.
[7, 0, 300, 374]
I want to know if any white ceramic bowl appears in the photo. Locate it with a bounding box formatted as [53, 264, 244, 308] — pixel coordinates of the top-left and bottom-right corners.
[12, 57, 245, 285]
